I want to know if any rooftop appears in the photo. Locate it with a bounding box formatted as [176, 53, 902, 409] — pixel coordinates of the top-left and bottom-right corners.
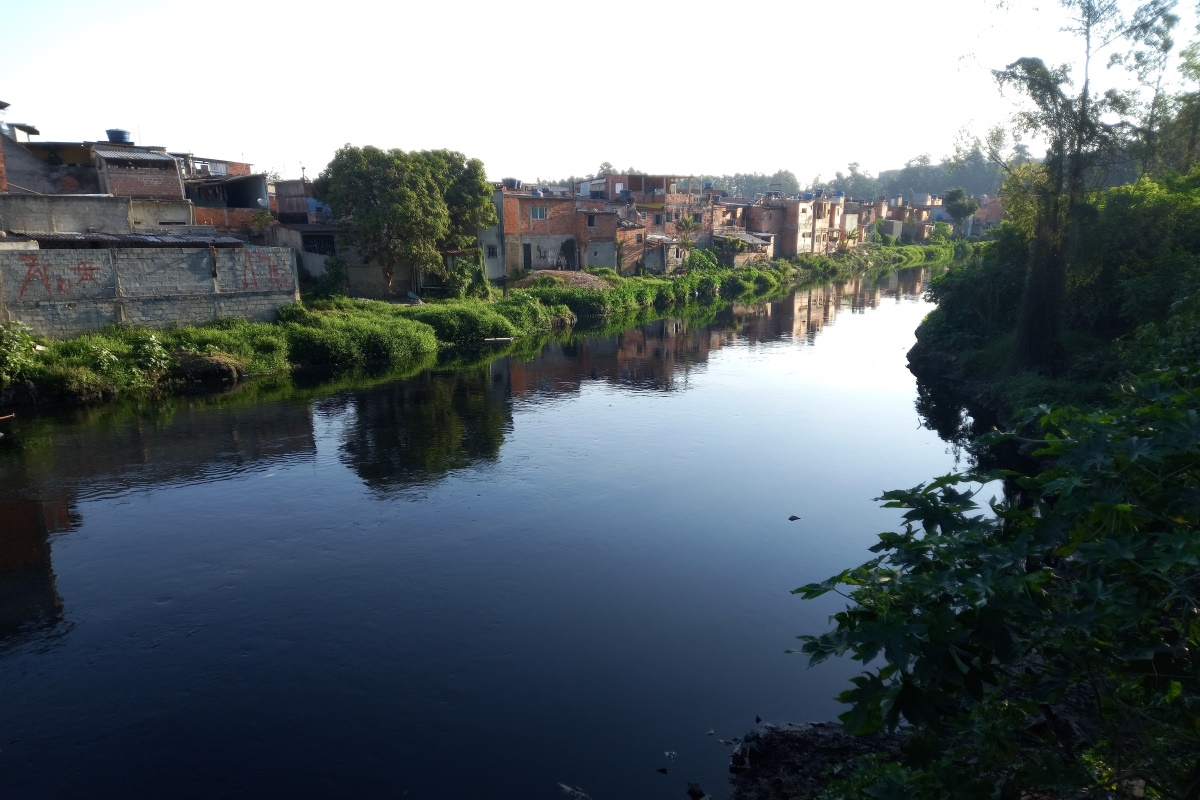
[10, 230, 246, 248]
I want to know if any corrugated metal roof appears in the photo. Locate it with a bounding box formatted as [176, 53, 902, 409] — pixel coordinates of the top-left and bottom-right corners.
[11, 230, 245, 247]
[94, 147, 180, 163]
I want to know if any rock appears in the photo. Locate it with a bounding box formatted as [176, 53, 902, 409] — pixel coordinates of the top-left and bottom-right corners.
[728, 722, 907, 800]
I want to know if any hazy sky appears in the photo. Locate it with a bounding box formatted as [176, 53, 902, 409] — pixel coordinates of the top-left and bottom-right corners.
[2, 0, 1194, 184]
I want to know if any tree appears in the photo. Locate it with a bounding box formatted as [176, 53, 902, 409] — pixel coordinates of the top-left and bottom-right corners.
[597, 161, 617, 177]
[799, 371, 1200, 797]
[942, 187, 980, 234]
[314, 146, 497, 295]
[674, 214, 699, 250]
[993, 0, 1177, 373]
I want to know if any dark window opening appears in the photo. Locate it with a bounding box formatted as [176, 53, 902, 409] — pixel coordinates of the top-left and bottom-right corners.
[302, 234, 336, 256]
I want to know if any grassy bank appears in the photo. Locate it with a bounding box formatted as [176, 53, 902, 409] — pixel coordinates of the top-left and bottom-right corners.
[0, 247, 947, 408]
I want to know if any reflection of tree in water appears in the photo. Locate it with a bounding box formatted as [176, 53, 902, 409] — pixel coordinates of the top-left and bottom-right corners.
[914, 373, 1036, 481]
[339, 366, 511, 494]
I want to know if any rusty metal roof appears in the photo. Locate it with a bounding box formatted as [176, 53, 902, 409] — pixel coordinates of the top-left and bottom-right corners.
[94, 147, 180, 164]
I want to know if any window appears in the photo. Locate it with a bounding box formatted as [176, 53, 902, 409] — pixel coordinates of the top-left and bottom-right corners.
[654, 214, 663, 225]
[587, 214, 596, 227]
[486, 245, 498, 259]
[674, 211, 681, 221]
[531, 206, 547, 220]
[302, 234, 336, 256]
[636, 234, 643, 243]
[692, 213, 701, 223]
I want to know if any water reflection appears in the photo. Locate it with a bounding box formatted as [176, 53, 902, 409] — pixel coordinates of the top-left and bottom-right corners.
[0, 267, 946, 799]
[0, 268, 935, 651]
[0, 498, 71, 646]
[0, 400, 318, 649]
[337, 365, 512, 495]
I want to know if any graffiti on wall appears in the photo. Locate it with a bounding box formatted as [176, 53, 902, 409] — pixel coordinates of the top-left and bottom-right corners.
[17, 254, 104, 301]
[242, 250, 290, 290]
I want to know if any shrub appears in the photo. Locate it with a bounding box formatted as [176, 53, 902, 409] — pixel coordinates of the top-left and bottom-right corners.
[0, 321, 38, 387]
[397, 302, 516, 346]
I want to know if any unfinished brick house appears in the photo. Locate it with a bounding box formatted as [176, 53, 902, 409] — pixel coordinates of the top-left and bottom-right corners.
[500, 189, 578, 271]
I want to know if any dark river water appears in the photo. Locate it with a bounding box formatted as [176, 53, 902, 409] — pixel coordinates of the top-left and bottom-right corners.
[0, 268, 960, 799]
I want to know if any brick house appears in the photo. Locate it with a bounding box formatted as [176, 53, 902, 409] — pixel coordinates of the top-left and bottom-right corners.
[500, 190, 578, 271]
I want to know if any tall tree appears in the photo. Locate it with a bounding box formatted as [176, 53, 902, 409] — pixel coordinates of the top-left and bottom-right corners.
[942, 187, 980, 234]
[314, 146, 497, 295]
[994, 0, 1177, 373]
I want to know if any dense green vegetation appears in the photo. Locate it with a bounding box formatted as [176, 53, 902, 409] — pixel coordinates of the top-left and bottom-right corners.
[313, 145, 497, 296]
[801, 3, 1200, 797]
[2, 249, 942, 407]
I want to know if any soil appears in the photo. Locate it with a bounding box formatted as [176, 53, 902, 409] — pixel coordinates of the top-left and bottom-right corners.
[727, 722, 906, 800]
[509, 270, 611, 290]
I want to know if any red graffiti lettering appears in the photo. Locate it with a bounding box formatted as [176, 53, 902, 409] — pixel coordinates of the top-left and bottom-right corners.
[55, 277, 71, 295]
[241, 250, 258, 288]
[260, 254, 287, 289]
[70, 261, 102, 284]
[17, 253, 53, 301]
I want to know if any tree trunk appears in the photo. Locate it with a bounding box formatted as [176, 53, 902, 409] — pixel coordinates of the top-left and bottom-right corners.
[1013, 214, 1067, 374]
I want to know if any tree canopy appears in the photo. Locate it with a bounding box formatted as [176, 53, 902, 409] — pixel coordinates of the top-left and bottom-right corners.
[313, 145, 497, 294]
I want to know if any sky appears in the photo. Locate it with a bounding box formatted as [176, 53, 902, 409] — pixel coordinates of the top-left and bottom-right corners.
[1, 0, 1195, 185]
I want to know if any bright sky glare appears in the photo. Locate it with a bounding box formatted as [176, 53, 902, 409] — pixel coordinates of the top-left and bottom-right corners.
[1, 0, 1194, 184]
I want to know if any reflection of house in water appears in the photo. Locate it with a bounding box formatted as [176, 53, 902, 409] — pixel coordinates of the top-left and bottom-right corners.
[764, 286, 841, 342]
[507, 319, 722, 397]
[0, 399, 318, 646]
[0, 497, 73, 644]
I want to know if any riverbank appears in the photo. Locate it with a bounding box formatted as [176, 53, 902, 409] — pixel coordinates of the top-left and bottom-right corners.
[789, 174, 1200, 798]
[0, 246, 958, 410]
[727, 723, 906, 800]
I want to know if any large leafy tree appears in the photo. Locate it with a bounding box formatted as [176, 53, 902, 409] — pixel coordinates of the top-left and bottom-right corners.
[314, 146, 497, 294]
[994, 0, 1178, 373]
[942, 187, 980, 234]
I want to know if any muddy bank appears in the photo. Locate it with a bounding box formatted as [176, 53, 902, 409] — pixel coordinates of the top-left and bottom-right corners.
[727, 722, 905, 800]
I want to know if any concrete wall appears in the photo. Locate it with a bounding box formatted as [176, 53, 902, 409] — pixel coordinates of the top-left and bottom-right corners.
[131, 199, 195, 228]
[581, 241, 617, 269]
[477, 223, 505, 281]
[0, 138, 102, 195]
[0, 194, 132, 233]
[0, 246, 299, 338]
[504, 233, 575, 271]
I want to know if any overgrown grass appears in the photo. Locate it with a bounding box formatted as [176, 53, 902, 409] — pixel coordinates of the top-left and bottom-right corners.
[8, 251, 916, 407]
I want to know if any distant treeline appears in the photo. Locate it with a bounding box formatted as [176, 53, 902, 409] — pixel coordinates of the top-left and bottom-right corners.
[543, 148, 1020, 202]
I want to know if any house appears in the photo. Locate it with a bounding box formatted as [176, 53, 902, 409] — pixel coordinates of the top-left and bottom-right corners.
[269, 178, 341, 278]
[0, 108, 298, 336]
[973, 194, 1005, 232]
[498, 185, 579, 271]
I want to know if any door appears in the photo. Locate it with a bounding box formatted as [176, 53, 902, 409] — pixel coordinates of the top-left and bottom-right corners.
[523, 243, 532, 269]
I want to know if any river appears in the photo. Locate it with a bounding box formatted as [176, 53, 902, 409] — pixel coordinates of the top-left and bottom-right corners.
[0, 268, 960, 799]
